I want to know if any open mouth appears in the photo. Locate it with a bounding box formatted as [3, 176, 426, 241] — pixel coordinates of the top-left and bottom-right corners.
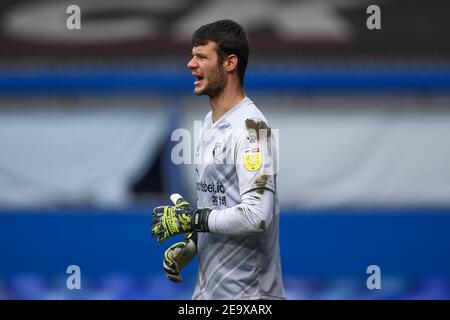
[194, 75, 204, 86]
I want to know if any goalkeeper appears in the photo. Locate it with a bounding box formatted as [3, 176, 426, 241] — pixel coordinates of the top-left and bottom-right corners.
[151, 19, 285, 300]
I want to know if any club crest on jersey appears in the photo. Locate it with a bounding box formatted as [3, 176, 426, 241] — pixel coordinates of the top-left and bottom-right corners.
[212, 142, 223, 160]
[243, 147, 262, 171]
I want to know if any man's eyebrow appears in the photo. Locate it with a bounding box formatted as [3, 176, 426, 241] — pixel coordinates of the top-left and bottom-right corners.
[193, 51, 207, 58]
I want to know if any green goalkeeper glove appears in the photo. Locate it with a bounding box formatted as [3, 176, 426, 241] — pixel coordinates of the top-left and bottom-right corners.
[163, 233, 196, 282]
[151, 194, 211, 244]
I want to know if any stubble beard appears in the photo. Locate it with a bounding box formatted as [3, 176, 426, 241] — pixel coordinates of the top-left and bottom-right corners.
[197, 65, 227, 98]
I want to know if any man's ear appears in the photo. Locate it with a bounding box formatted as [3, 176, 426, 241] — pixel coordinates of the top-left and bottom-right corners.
[224, 54, 238, 73]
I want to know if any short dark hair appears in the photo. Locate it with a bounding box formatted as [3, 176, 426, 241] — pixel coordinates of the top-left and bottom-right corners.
[192, 19, 249, 85]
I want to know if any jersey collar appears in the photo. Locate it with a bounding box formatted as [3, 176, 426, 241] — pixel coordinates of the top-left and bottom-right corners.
[211, 96, 249, 128]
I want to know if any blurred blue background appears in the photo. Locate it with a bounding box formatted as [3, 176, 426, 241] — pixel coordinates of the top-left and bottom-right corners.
[0, 0, 450, 299]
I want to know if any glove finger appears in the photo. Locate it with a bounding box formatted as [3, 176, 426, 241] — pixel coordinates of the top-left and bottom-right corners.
[151, 225, 160, 238]
[167, 242, 186, 251]
[165, 271, 182, 283]
[158, 233, 170, 244]
[176, 200, 191, 207]
[152, 213, 172, 236]
[163, 259, 182, 282]
[153, 228, 167, 240]
[163, 259, 179, 275]
[152, 222, 166, 238]
[152, 206, 166, 217]
[164, 245, 184, 269]
[152, 212, 164, 221]
[151, 216, 162, 229]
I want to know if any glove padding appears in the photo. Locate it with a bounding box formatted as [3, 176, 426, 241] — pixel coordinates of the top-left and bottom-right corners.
[152, 198, 211, 244]
[163, 233, 196, 282]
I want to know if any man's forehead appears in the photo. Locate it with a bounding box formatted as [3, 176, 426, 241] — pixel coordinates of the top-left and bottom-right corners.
[192, 41, 217, 54]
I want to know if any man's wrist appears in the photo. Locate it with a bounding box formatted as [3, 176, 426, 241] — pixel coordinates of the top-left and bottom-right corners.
[192, 208, 211, 232]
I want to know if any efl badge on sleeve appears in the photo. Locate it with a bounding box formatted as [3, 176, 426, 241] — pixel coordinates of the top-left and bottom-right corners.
[243, 147, 262, 171]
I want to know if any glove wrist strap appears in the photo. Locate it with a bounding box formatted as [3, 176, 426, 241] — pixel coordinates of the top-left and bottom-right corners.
[192, 208, 211, 232]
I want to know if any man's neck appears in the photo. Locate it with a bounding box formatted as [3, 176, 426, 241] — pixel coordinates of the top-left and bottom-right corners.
[209, 84, 245, 123]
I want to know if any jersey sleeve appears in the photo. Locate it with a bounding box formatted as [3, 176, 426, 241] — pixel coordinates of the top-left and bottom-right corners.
[208, 188, 275, 234]
[234, 118, 278, 196]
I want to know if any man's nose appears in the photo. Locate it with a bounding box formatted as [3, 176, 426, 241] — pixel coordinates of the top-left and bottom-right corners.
[187, 57, 197, 69]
